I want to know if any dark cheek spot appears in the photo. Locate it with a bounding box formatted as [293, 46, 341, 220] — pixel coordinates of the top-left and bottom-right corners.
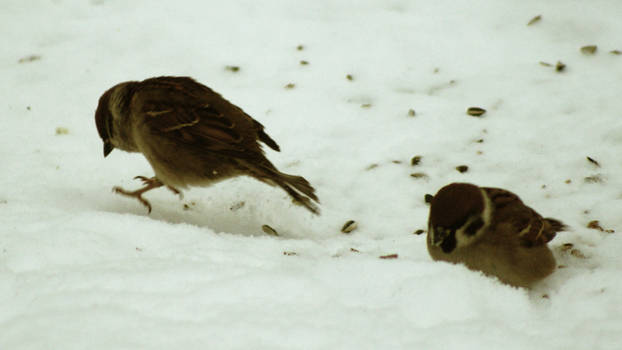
[464, 217, 484, 236]
[440, 232, 457, 253]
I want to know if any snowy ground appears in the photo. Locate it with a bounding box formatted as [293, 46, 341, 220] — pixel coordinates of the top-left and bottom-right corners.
[2, 0, 622, 349]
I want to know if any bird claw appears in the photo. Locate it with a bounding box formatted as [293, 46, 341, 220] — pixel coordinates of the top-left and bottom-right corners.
[112, 176, 176, 213]
[167, 186, 183, 199]
[132, 176, 182, 199]
[113, 186, 153, 213]
[134, 175, 158, 186]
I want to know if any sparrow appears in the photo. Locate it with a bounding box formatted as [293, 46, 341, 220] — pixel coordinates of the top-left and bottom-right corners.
[94, 76, 319, 214]
[427, 182, 566, 288]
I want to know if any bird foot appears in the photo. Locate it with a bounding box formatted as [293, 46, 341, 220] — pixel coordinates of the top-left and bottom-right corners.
[133, 176, 183, 199]
[112, 176, 182, 213]
[113, 186, 154, 213]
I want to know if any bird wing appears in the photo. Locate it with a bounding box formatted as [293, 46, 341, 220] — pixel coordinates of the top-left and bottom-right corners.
[135, 77, 279, 159]
[483, 187, 565, 247]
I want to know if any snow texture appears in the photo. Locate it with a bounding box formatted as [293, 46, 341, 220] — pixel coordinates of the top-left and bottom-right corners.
[2, 0, 622, 349]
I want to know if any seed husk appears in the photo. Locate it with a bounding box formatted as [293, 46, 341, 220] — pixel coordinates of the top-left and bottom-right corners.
[262, 224, 279, 236]
[414, 229, 424, 235]
[284, 83, 296, 89]
[560, 243, 574, 252]
[587, 220, 615, 233]
[584, 174, 603, 183]
[571, 249, 586, 259]
[408, 109, 416, 117]
[300, 60, 309, 65]
[225, 65, 240, 72]
[424, 194, 434, 204]
[18, 55, 41, 63]
[182, 201, 196, 210]
[379, 253, 398, 259]
[580, 45, 598, 55]
[527, 15, 542, 26]
[346, 74, 353, 81]
[555, 61, 566, 72]
[586, 156, 600, 167]
[456, 165, 469, 173]
[410, 172, 429, 179]
[411, 155, 422, 166]
[341, 220, 358, 234]
[467, 107, 486, 117]
[55, 127, 69, 135]
[230, 201, 245, 211]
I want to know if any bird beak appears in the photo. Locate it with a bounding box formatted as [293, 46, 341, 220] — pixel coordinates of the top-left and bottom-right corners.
[432, 227, 451, 246]
[103, 140, 114, 157]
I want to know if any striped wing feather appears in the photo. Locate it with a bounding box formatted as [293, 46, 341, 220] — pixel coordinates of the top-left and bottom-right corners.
[484, 187, 566, 247]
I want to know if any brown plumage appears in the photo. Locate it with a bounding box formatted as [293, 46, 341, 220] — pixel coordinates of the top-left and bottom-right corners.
[94, 76, 319, 214]
[427, 183, 566, 288]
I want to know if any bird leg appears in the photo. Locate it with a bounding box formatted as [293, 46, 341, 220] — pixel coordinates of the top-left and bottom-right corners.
[112, 176, 182, 213]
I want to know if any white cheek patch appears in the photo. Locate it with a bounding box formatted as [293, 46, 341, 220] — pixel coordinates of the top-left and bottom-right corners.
[454, 189, 492, 248]
[480, 188, 493, 227]
[455, 222, 479, 248]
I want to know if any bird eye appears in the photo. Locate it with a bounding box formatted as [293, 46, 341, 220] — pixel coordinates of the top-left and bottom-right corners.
[464, 217, 484, 236]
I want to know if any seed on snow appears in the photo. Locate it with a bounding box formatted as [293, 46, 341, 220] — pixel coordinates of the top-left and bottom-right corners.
[411, 155, 422, 166]
[262, 224, 278, 236]
[424, 194, 434, 204]
[341, 220, 358, 233]
[580, 45, 597, 55]
[527, 15, 541, 26]
[586, 156, 600, 167]
[379, 254, 398, 259]
[456, 165, 469, 173]
[410, 172, 429, 179]
[466, 107, 486, 117]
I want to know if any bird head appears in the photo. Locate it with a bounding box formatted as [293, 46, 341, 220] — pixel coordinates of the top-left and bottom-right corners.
[427, 183, 491, 253]
[95, 87, 116, 157]
[94, 82, 138, 156]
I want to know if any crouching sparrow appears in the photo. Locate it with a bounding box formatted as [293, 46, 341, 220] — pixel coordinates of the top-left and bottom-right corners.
[95, 76, 319, 214]
[427, 183, 566, 288]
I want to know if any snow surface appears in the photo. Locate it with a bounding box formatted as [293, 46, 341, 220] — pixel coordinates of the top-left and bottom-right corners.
[2, 0, 622, 349]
